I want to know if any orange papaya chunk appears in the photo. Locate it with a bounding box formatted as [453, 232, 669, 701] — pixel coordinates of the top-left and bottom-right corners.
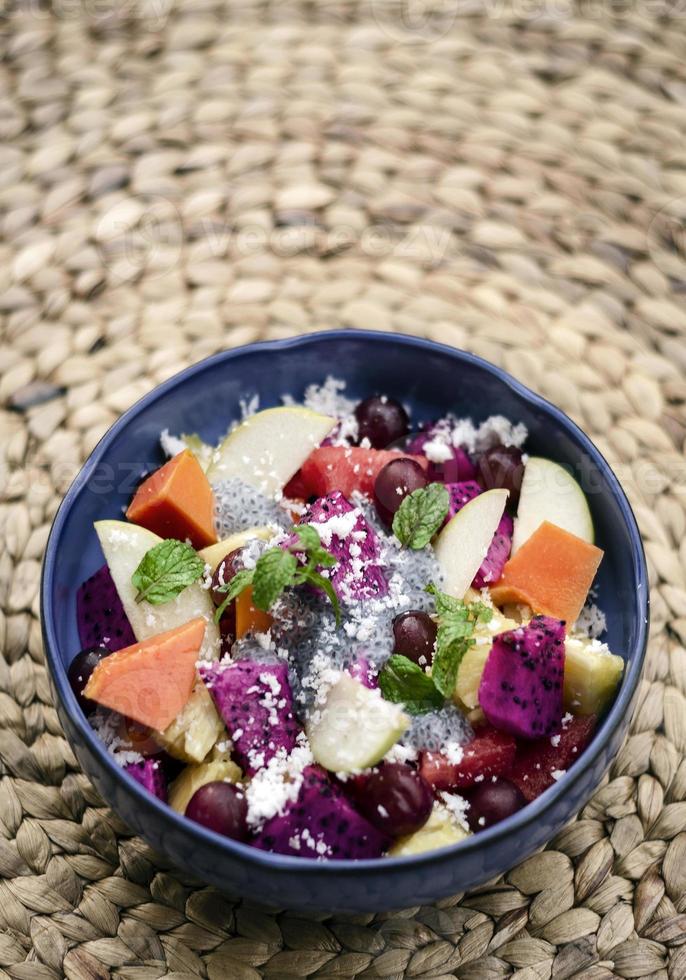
[83, 618, 205, 730]
[490, 521, 603, 625]
[235, 586, 273, 639]
[126, 450, 217, 549]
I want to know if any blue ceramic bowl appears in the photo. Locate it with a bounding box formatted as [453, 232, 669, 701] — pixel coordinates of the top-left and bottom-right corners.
[42, 330, 648, 913]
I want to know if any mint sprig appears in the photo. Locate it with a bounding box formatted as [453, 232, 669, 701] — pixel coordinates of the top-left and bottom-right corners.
[132, 539, 205, 605]
[214, 525, 341, 626]
[378, 655, 444, 715]
[426, 583, 493, 697]
[392, 482, 449, 549]
[379, 587, 493, 711]
[251, 548, 298, 611]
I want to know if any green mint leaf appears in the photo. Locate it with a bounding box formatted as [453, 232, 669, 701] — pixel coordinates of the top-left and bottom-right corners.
[251, 548, 298, 611]
[379, 655, 444, 715]
[132, 539, 205, 605]
[472, 601, 493, 624]
[213, 568, 255, 624]
[292, 525, 338, 569]
[291, 524, 321, 552]
[432, 637, 471, 697]
[393, 483, 449, 549]
[289, 524, 341, 615]
[310, 546, 338, 569]
[427, 583, 494, 697]
[211, 524, 343, 628]
[307, 571, 341, 627]
[425, 581, 466, 617]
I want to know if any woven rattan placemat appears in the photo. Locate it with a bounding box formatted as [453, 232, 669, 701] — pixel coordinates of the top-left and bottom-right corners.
[2, 2, 686, 977]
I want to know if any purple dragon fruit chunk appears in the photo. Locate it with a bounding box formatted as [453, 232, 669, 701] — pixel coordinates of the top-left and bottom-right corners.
[408, 428, 477, 484]
[302, 491, 388, 602]
[445, 480, 482, 521]
[199, 659, 298, 775]
[125, 758, 167, 802]
[444, 482, 513, 588]
[347, 656, 378, 689]
[77, 564, 136, 652]
[473, 512, 514, 588]
[479, 616, 566, 739]
[253, 765, 390, 859]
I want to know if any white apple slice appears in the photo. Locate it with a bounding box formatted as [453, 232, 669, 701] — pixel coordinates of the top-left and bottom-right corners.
[198, 526, 272, 572]
[95, 520, 220, 663]
[512, 457, 594, 554]
[206, 406, 336, 496]
[307, 673, 409, 773]
[434, 489, 509, 599]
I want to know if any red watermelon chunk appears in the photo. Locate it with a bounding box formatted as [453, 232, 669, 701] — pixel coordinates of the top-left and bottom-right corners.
[300, 446, 428, 498]
[283, 469, 312, 501]
[509, 714, 596, 801]
[420, 727, 516, 790]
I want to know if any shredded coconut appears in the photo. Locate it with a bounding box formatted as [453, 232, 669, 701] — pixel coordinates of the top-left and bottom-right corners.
[245, 733, 314, 829]
[285, 376, 359, 447]
[239, 393, 260, 420]
[90, 710, 145, 768]
[443, 741, 464, 765]
[417, 414, 528, 455]
[574, 603, 607, 639]
[160, 428, 188, 458]
[384, 742, 419, 765]
[439, 792, 470, 831]
[423, 438, 454, 464]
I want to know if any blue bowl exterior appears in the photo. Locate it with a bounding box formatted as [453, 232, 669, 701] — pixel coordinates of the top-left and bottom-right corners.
[42, 330, 648, 913]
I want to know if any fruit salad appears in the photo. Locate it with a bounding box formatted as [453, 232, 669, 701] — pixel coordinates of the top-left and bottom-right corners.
[69, 377, 625, 859]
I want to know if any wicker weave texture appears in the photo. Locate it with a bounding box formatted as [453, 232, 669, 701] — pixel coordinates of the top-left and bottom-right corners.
[1, 2, 686, 977]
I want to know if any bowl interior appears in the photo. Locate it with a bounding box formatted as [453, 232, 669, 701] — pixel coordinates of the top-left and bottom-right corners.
[47, 332, 645, 690]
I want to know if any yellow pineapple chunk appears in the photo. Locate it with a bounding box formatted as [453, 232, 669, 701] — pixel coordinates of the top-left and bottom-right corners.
[563, 637, 624, 715]
[155, 683, 224, 764]
[453, 612, 519, 710]
[169, 757, 242, 814]
[389, 804, 469, 856]
[454, 646, 489, 710]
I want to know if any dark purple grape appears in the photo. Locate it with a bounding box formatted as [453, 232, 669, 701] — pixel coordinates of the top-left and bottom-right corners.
[374, 458, 427, 526]
[210, 549, 244, 606]
[355, 395, 409, 449]
[393, 611, 437, 666]
[476, 445, 525, 504]
[185, 781, 249, 840]
[68, 647, 110, 714]
[353, 763, 433, 837]
[466, 779, 526, 831]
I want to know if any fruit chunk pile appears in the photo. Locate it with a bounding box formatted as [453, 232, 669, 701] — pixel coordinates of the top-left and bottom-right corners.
[68, 378, 625, 859]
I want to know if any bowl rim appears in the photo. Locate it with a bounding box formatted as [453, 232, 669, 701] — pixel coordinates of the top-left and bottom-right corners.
[41, 328, 649, 874]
